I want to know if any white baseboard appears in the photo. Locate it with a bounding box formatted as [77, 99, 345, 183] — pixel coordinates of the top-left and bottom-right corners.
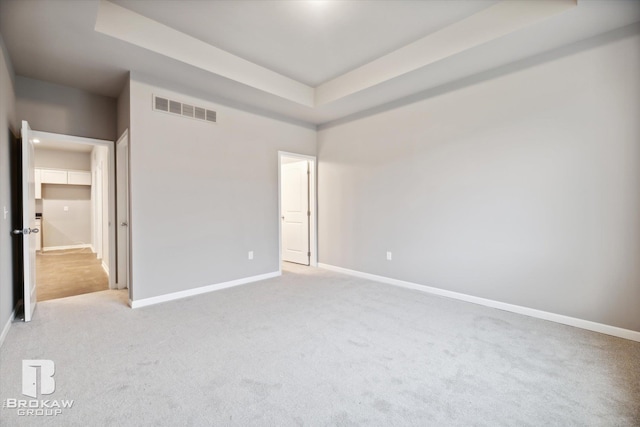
[318, 263, 640, 343]
[0, 309, 16, 349]
[101, 261, 109, 276]
[130, 271, 281, 309]
[43, 244, 92, 252]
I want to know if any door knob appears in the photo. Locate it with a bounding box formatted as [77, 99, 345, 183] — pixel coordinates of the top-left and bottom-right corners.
[13, 228, 39, 235]
[120, 222, 128, 226]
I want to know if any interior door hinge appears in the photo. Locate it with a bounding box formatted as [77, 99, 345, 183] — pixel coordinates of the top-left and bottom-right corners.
[308, 252, 311, 257]
[307, 211, 310, 216]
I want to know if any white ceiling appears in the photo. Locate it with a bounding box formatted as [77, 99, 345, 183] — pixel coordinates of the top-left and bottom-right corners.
[1, 0, 639, 126]
[110, 0, 498, 87]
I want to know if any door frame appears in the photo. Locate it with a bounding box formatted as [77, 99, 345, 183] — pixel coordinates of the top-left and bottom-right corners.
[278, 151, 317, 272]
[30, 130, 117, 290]
[115, 130, 130, 294]
[94, 160, 103, 261]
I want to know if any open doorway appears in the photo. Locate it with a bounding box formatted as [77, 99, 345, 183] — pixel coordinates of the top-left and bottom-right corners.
[31, 130, 116, 301]
[278, 152, 317, 271]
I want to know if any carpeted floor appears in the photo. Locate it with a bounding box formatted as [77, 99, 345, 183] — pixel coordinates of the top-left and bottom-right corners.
[1, 263, 638, 426]
[36, 248, 109, 301]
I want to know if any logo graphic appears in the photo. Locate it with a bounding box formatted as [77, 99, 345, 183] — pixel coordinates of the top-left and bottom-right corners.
[22, 360, 55, 398]
[3, 360, 73, 417]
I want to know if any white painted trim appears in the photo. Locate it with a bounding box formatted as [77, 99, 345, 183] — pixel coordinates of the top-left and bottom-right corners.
[30, 130, 112, 147]
[278, 151, 317, 162]
[107, 131, 123, 290]
[129, 271, 281, 309]
[42, 244, 92, 252]
[0, 309, 16, 348]
[318, 263, 640, 343]
[115, 130, 130, 293]
[278, 151, 318, 272]
[102, 261, 109, 276]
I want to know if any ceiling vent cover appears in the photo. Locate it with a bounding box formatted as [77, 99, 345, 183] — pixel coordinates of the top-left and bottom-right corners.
[153, 95, 217, 124]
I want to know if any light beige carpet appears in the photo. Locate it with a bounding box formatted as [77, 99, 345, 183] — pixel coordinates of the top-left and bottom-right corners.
[1, 263, 638, 426]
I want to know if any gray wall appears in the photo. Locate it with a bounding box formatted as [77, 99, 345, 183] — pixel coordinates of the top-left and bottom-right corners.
[16, 76, 117, 141]
[35, 149, 92, 249]
[34, 148, 91, 170]
[41, 185, 92, 249]
[129, 76, 316, 300]
[317, 29, 640, 332]
[0, 34, 17, 339]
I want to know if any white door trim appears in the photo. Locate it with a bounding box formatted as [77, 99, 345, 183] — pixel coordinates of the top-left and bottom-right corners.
[278, 151, 317, 272]
[95, 161, 103, 260]
[30, 131, 112, 147]
[115, 130, 130, 293]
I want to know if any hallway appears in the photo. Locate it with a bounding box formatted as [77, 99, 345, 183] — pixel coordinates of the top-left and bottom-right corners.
[36, 248, 109, 301]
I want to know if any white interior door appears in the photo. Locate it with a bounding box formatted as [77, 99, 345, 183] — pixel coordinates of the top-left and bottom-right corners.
[116, 135, 129, 289]
[20, 120, 37, 321]
[281, 160, 310, 265]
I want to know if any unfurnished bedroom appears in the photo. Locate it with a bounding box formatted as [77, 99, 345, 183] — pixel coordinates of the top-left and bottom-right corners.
[0, 1, 638, 426]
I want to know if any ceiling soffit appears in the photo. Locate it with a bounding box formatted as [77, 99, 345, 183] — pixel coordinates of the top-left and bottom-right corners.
[94, 0, 576, 108]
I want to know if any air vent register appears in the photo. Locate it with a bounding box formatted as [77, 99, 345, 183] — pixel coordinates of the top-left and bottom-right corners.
[153, 95, 217, 123]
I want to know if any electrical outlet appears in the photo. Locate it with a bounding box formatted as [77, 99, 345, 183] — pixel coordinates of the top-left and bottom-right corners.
[64, 206, 69, 212]
[386, 251, 392, 261]
[248, 251, 254, 260]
